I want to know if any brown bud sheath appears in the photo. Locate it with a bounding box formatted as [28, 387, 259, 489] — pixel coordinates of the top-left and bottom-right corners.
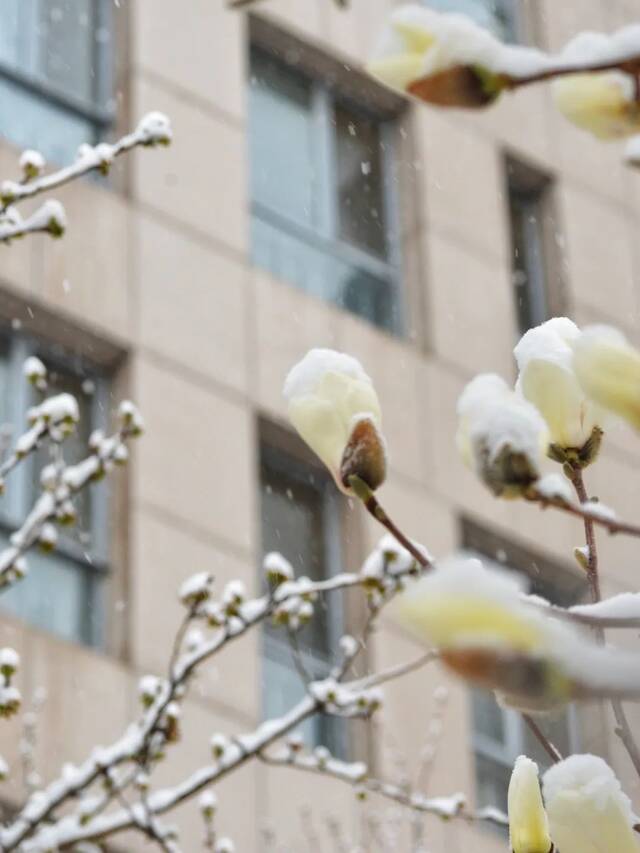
[340, 417, 387, 492]
[408, 65, 501, 108]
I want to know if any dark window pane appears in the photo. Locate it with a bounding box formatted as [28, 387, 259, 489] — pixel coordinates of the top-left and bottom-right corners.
[335, 105, 387, 257]
[509, 188, 548, 334]
[260, 454, 332, 657]
[249, 51, 316, 227]
[475, 753, 511, 812]
[471, 687, 506, 743]
[37, 0, 96, 106]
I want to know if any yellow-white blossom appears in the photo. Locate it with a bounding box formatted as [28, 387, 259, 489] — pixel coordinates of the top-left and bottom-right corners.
[284, 349, 386, 494]
[457, 374, 549, 497]
[367, 5, 510, 107]
[508, 756, 552, 853]
[552, 72, 640, 139]
[572, 325, 640, 431]
[514, 317, 605, 457]
[543, 754, 640, 853]
[398, 557, 640, 711]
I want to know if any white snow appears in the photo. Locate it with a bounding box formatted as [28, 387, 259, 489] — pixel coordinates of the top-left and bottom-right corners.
[19, 149, 45, 177]
[283, 348, 372, 401]
[571, 593, 640, 621]
[27, 200, 67, 234]
[0, 648, 19, 673]
[32, 393, 79, 426]
[263, 551, 294, 582]
[136, 111, 173, 145]
[198, 790, 217, 814]
[535, 473, 575, 504]
[543, 754, 635, 821]
[582, 500, 617, 522]
[23, 356, 46, 383]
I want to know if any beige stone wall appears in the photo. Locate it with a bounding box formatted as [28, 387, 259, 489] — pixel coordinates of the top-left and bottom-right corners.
[0, 0, 640, 849]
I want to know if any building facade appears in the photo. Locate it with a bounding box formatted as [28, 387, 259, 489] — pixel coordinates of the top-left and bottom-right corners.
[0, 0, 639, 849]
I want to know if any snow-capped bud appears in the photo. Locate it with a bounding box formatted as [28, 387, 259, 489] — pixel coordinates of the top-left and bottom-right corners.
[284, 349, 386, 494]
[263, 552, 294, 587]
[298, 601, 314, 624]
[339, 635, 359, 659]
[572, 325, 640, 432]
[38, 523, 58, 553]
[56, 500, 77, 526]
[215, 839, 234, 853]
[185, 628, 204, 653]
[37, 200, 66, 238]
[138, 675, 162, 708]
[199, 790, 218, 819]
[508, 756, 551, 853]
[286, 732, 304, 754]
[296, 577, 318, 603]
[164, 702, 181, 742]
[314, 746, 331, 768]
[515, 318, 605, 463]
[40, 464, 57, 491]
[19, 149, 45, 180]
[0, 648, 19, 678]
[0, 755, 9, 781]
[553, 72, 640, 140]
[134, 771, 150, 791]
[204, 602, 225, 628]
[117, 400, 144, 436]
[137, 111, 173, 146]
[0, 685, 21, 718]
[113, 444, 129, 466]
[23, 356, 46, 388]
[543, 755, 638, 853]
[88, 429, 105, 452]
[368, 6, 507, 108]
[457, 374, 549, 498]
[210, 733, 229, 760]
[12, 557, 27, 580]
[222, 580, 245, 616]
[179, 572, 213, 607]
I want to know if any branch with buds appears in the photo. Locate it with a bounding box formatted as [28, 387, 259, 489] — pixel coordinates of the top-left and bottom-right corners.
[0, 112, 172, 244]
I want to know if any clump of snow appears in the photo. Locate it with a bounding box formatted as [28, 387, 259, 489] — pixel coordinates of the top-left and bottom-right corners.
[263, 552, 294, 584]
[339, 634, 359, 659]
[582, 501, 617, 522]
[535, 473, 575, 504]
[571, 593, 640, 621]
[23, 356, 46, 387]
[0, 648, 19, 675]
[210, 733, 229, 759]
[625, 134, 640, 165]
[117, 400, 144, 436]
[199, 790, 218, 816]
[31, 393, 79, 426]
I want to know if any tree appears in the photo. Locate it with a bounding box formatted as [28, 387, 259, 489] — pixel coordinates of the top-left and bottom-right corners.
[2, 4, 640, 852]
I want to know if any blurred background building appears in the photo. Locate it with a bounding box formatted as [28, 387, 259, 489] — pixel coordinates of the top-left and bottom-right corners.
[0, 0, 639, 850]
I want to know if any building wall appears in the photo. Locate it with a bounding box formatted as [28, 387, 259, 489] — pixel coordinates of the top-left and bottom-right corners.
[0, 1, 640, 850]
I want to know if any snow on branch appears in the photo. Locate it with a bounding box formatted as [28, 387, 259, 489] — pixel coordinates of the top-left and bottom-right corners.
[0, 112, 172, 244]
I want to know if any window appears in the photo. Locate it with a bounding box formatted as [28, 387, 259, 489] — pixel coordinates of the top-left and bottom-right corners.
[0, 0, 113, 166]
[249, 47, 402, 334]
[0, 335, 110, 647]
[421, 0, 521, 41]
[461, 521, 586, 814]
[259, 441, 346, 755]
[507, 159, 561, 335]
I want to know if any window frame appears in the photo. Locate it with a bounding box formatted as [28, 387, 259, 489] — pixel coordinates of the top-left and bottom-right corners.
[249, 43, 405, 335]
[0, 0, 115, 148]
[0, 332, 112, 647]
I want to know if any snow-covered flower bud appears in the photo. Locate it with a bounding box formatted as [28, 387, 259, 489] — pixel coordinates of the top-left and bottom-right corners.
[204, 602, 225, 628]
[38, 199, 67, 238]
[117, 400, 144, 437]
[368, 6, 507, 108]
[137, 111, 173, 146]
[572, 325, 640, 432]
[138, 675, 162, 708]
[40, 464, 57, 491]
[23, 356, 46, 389]
[88, 429, 105, 452]
[164, 702, 181, 742]
[543, 754, 638, 853]
[222, 580, 245, 617]
[199, 789, 218, 819]
[296, 576, 318, 604]
[0, 648, 19, 679]
[263, 552, 294, 587]
[185, 628, 204, 653]
[298, 601, 314, 625]
[508, 756, 551, 853]
[314, 746, 331, 768]
[179, 572, 213, 607]
[286, 732, 304, 754]
[355, 784, 368, 801]
[553, 72, 640, 140]
[515, 318, 604, 464]
[56, 500, 77, 526]
[284, 349, 386, 494]
[457, 374, 549, 498]
[215, 839, 234, 853]
[113, 443, 129, 466]
[0, 685, 21, 718]
[12, 557, 27, 580]
[19, 149, 45, 180]
[38, 523, 58, 553]
[339, 634, 359, 659]
[134, 771, 150, 792]
[210, 733, 229, 760]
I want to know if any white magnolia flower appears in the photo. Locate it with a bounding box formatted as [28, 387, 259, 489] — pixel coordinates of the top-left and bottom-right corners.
[508, 756, 551, 853]
[457, 373, 549, 497]
[543, 754, 640, 853]
[283, 349, 386, 494]
[514, 317, 605, 454]
[553, 72, 640, 140]
[572, 325, 640, 431]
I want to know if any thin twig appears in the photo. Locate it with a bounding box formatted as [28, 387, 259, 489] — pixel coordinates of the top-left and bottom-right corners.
[528, 487, 640, 541]
[522, 714, 562, 764]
